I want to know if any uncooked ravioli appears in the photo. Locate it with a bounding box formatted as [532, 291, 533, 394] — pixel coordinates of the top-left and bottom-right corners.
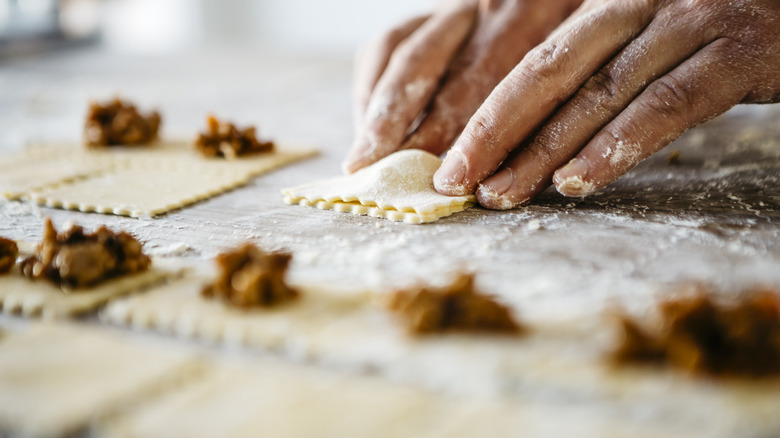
[282, 150, 475, 224]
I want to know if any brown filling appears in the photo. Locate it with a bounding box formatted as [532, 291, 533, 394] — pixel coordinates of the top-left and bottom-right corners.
[0, 237, 18, 274]
[85, 98, 161, 147]
[194, 115, 274, 159]
[613, 289, 780, 377]
[19, 218, 151, 289]
[389, 274, 522, 335]
[202, 243, 297, 308]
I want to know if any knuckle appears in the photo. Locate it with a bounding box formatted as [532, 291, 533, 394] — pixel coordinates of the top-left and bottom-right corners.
[524, 139, 555, 165]
[643, 75, 695, 118]
[577, 69, 624, 114]
[467, 116, 498, 147]
[521, 42, 574, 85]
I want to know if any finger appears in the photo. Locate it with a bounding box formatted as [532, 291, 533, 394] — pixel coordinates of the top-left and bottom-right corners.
[401, 0, 575, 156]
[553, 38, 749, 197]
[433, 1, 654, 195]
[343, 1, 478, 174]
[353, 14, 429, 133]
[475, 10, 712, 209]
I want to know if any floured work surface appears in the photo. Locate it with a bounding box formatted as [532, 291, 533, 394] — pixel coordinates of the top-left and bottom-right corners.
[282, 149, 475, 224]
[3, 141, 317, 217]
[0, 260, 178, 319]
[0, 323, 200, 438]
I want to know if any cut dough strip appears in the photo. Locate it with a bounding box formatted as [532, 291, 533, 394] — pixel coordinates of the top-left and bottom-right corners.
[282, 150, 475, 224]
[0, 259, 182, 319]
[30, 167, 252, 218]
[21, 142, 317, 218]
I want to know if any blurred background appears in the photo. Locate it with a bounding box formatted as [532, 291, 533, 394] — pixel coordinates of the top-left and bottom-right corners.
[0, 0, 438, 57]
[0, 0, 440, 150]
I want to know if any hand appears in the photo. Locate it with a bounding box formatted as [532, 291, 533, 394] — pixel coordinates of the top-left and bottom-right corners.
[432, 0, 780, 209]
[343, 0, 581, 175]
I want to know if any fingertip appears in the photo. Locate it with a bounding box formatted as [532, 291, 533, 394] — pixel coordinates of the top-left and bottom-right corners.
[552, 158, 595, 197]
[433, 151, 470, 196]
[475, 185, 518, 210]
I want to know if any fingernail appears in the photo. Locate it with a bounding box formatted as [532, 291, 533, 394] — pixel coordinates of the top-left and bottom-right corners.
[481, 168, 514, 195]
[553, 158, 593, 197]
[433, 152, 467, 195]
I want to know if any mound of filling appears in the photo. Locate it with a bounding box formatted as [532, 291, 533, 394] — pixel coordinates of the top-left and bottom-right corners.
[20, 218, 151, 289]
[389, 274, 522, 335]
[202, 243, 297, 308]
[0, 237, 18, 274]
[613, 289, 780, 377]
[194, 115, 274, 159]
[85, 98, 161, 147]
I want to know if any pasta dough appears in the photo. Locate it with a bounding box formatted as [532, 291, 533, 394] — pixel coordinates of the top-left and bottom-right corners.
[21, 142, 317, 218]
[0, 323, 201, 438]
[100, 275, 394, 358]
[0, 260, 179, 319]
[282, 150, 475, 224]
[0, 154, 106, 200]
[96, 359, 473, 438]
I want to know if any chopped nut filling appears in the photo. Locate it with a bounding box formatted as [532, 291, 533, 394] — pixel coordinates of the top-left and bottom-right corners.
[202, 243, 297, 308]
[0, 237, 18, 274]
[389, 274, 522, 335]
[613, 289, 780, 377]
[85, 98, 161, 147]
[194, 115, 274, 159]
[19, 218, 151, 289]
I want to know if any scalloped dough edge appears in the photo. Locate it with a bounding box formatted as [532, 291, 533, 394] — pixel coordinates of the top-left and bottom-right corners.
[283, 196, 475, 224]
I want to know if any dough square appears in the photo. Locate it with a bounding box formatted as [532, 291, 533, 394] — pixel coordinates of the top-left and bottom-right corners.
[97, 358, 466, 438]
[0, 155, 107, 200]
[30, 165, 253, 218]
[4, 141, 317, 215]
[282, 150, 475, 224]
[0, 323, 201, 438]
[0, 260, 180, 319]
[100, 275, 402, 361]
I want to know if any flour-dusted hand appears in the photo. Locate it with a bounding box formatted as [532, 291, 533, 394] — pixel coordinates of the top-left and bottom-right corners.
[343, 0, 580, 175]
[433, 0, 780, 208]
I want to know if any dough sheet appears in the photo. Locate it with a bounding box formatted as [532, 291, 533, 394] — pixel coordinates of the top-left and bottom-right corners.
[100, 275, 396, 358]
[30, 166, 253, 218]
[94, 357, 708, 438]
[97, 359, 469, 438]
[0, 260, 180, 319]
[2, 141, 317, 216]
[0, 155, 106, 200]
[282, 150, 475, 224]
[0, 323, 201, 438]
[97, 272, 780, 437]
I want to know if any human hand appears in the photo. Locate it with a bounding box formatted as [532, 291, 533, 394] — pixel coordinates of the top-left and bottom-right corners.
[432, 0, 780, 209]
[343, 0, 580, 175]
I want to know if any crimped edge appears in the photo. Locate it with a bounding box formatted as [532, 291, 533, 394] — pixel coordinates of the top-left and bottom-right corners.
[283, 195, 474, 224]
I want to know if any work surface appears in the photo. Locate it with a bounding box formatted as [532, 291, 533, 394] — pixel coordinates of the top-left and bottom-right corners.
[1, 47, 780, 436]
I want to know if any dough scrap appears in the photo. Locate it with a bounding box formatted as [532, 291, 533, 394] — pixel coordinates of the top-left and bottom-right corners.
[2, 141, 317, 216]
[0, 323, 201, 438]
[282, 150, 475, 224]
[0, 259, 180, 319]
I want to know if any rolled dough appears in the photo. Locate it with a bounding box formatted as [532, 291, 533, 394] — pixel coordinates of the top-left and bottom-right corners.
[0, 323, 201, 438]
